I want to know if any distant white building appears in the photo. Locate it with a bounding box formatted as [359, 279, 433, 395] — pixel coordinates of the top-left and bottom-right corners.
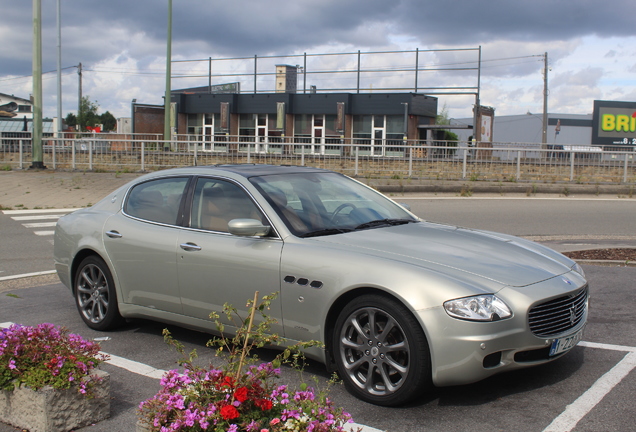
[0, 93, 34, 120]
[116, 117, 132, 134]
[450, 113, 593, 146]
[450, 113, 595, 160]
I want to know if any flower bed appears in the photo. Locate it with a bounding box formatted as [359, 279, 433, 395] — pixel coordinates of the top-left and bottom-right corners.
[0, 323, 110, 432]
[138, 292, 356, 432]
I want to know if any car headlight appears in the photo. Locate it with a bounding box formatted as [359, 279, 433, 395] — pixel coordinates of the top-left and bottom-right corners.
[444, 295, 512, 322]
[571, 262, 586, 278]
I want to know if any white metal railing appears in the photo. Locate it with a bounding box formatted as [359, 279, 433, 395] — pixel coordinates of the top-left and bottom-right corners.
[1, 135, 634, 184]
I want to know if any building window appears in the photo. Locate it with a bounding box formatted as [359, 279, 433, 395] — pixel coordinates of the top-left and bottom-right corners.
[187, 114, 202, 135]
[352, 115, 405, 157]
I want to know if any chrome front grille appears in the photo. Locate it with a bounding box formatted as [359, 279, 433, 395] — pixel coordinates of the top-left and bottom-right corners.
[528, 286, 588, 337]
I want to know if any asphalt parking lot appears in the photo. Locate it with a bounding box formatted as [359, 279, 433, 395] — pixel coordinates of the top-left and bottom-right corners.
[1, 263, 635, 432]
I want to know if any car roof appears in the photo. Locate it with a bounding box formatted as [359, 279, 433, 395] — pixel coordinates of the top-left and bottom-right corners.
[208, 164, 332, 178]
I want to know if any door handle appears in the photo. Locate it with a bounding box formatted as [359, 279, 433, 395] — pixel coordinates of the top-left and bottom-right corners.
[105, 230, 122, 239]
[180, 242, 201, 252]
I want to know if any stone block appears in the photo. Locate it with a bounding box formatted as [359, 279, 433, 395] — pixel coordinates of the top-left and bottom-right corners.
[0, 369, 110, 432]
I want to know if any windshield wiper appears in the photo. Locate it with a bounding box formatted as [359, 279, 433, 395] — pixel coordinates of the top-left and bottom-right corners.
[354, 218, 417, 231]
[300, 228, 353, 238]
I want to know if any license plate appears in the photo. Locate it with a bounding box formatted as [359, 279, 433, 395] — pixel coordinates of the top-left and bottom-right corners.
[549, 328, 584, 356]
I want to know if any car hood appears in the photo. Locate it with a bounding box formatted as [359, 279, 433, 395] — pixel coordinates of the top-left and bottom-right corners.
[312, 222, 574, 287]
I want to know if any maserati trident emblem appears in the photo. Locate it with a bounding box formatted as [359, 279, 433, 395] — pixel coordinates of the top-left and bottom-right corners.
[569, 305, 577, 325]
[562, 277, 572, 285]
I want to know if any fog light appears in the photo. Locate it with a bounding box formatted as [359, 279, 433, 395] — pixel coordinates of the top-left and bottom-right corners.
[483, 352, 502, 368]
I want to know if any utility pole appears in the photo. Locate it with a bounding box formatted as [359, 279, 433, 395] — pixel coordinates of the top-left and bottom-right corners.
[542, 52, 548, 146]
[163, 0, 172, 149]
[77, 62, 82, 132]
[31, 0, 44, 169]
[472, 46, 482, 146]
[56, 0, 62, 136]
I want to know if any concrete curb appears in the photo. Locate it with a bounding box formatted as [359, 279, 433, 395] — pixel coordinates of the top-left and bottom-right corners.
[372, 182, 636, 196]
[573, 259, 636, 267]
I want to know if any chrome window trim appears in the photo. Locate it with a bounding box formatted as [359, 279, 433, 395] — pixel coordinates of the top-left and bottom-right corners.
[121, 173, 282, 240]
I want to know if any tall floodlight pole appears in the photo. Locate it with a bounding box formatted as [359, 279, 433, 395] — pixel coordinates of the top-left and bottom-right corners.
[472, 46, 482, 146]
[542, 52, 548, 146]
[31, 0, 44, 169]
[163, 0, 172, 149]
[56, 0, 62, 136]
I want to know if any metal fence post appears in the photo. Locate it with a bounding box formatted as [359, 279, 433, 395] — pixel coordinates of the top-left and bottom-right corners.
[408, 144, 413, 178]
[624, 153, 629, 183]
[301, 143, 305, 166]
[355, 146, 359, 176]
[72, 138, 76, 170]
[516, 151, 521, 181]
[193, 139, 198, 166]
[52, 139, 56, 169]
[462, 149, 467, 179]
[141, 141, 145, 171]
[89, 140, 93, 171]
[570, 151, 575, 181]
[19, 139, 25, 169]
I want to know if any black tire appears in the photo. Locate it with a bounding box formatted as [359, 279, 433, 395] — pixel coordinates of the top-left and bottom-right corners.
[333, 294, 431, 406]
[74, 256, 124, 331]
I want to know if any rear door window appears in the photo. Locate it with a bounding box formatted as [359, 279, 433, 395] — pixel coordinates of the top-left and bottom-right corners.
[124, 177, 189, 225]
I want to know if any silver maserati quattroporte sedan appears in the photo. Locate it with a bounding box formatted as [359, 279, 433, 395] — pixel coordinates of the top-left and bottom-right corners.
[54, 164, 588, 406]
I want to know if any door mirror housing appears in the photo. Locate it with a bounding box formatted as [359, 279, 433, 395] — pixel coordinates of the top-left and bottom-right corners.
[228, 219, 270, 237]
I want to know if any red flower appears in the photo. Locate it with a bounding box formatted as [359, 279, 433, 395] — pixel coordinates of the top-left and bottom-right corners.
[220, 375, 235, 388]
[255, 398, 273, 411]
[220, 404, 240, 420]
[234, 386, 249, 402]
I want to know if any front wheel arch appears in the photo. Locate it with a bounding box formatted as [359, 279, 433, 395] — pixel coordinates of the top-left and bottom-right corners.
[72, 253, 124, 331]
[326, 289, 432, 406]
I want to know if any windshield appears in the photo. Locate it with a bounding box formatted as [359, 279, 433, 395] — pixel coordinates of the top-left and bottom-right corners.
[250, 172, 417, 237]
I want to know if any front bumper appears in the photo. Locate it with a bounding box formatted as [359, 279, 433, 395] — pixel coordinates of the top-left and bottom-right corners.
[421, 275, 588, 387]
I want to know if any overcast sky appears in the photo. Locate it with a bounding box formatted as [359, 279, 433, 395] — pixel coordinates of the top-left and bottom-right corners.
[1, 0, 635, 121]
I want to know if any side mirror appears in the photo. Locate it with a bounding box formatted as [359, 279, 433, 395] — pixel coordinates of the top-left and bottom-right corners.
[228, 218, 270, 237]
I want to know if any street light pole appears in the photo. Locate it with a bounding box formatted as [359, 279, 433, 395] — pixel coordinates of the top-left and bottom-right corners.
[31, 0, 44, 169]
[163, 0, 172, 149]
[56, 0, 62, 137]
[542, 52, 548, 146]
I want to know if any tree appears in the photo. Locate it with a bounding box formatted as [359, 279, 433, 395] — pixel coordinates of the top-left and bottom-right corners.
[77, 96, 100, 132]
[99, 111, 117, 132]
[436, 103, 459, 142]
[64, 112, 77, 130]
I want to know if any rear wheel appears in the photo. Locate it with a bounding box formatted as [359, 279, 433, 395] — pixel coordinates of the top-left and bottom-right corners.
[333, 294, 431, 406]
[74, 256, 123, 331]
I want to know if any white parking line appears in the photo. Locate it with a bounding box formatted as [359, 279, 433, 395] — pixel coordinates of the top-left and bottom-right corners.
[34, 230, 55, 236]
[543, 351, 636, 432]
[101, 352, 166, 380]
[0, 270, 56, 281]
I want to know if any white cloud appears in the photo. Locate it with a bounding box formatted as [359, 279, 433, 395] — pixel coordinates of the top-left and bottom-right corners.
[2, 1, 636, 120]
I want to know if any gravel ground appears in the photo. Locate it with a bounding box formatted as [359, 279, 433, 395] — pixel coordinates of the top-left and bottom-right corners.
[563, 248, 636, 261]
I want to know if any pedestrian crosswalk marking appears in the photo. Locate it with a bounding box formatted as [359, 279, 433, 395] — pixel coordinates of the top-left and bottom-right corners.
[2, 208, 77, 238]
[12, 215, 67, 221]
[23, 222, 58, 228]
